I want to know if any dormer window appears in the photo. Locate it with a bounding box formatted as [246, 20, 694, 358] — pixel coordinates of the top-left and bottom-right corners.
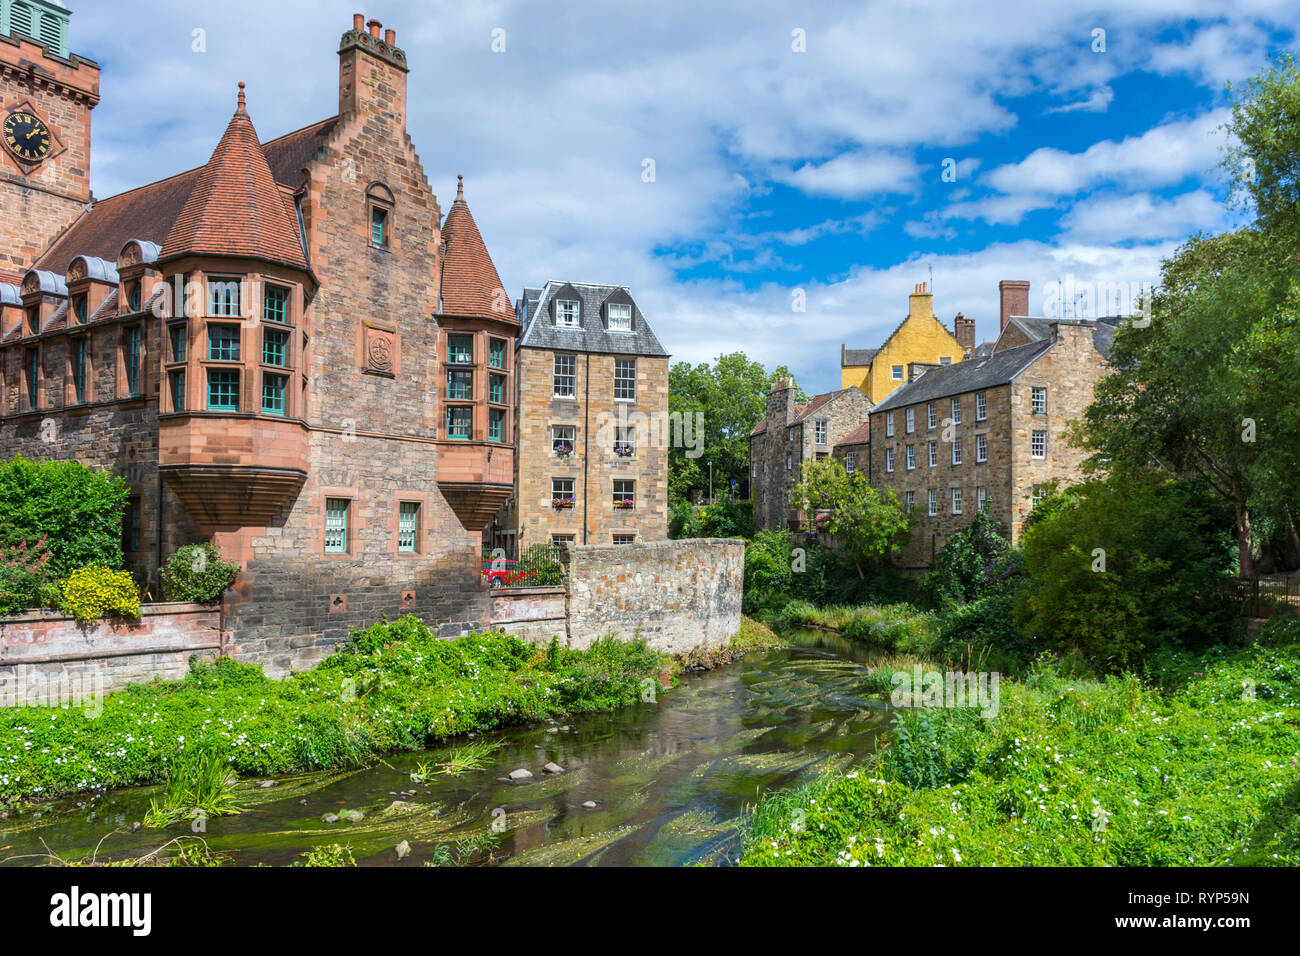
[607, 302, 632, 331]
[556, 299, 580, 327]
[72, 294, 87, 324]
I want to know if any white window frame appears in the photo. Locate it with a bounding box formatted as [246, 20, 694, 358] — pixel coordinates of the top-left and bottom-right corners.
[976, 433, 988, 463]
[1031, 386, 1047, 415]
[977, 486, 988, 511]
[906, 445, 915, 470]
[927, 402, 936, 429]
[614, 357, 637, 401]
[815, 420, 828, 444]
[892, 365, 904, 380]
[885, 412, 894, 437]
[845, 452, 856, 474]
[928, 489, 938, 516]
[952, 438, 962, 465]
[607, 302, 632, 332]
[1031, 429, 1047, 459]
[928, 441, 937, 467]
[556, 298, 580, 327]
[905, 490, 915, 511]
[951, 396, 962, 425]
[552, 424, 576, 454]
[553, 353, 576, 398]
[952, 487, 963, 515]
[885, 448, 895, 472]
[905, 407, 915, 433]
[976, 391, 987, 421]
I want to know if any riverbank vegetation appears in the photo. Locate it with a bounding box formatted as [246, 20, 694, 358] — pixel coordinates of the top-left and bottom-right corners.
[0, 615, 665, 808]
[742, 621, 1300, 866]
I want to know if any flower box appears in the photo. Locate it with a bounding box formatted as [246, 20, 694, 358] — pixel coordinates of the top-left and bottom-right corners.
[613, 499, 635, 509]
[552, 498, 575, 509]
[553, 443, 573, 456]
[613, 445, 634, 457]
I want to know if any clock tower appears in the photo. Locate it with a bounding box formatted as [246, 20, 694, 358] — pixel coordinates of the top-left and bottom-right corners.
[0, 0, 98, 283]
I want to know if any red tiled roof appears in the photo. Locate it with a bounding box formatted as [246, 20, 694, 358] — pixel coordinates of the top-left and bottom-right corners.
[750, 420, 768, 436]
[161, 85, 308, 270]
[35, 113, 335, 273]
[439, 176, 514, 322]
[835, 421, 871, 447]
[791, 389, 844, 424]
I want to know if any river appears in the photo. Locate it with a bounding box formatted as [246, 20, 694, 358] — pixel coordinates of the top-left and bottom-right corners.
[0, 628, 889, 867]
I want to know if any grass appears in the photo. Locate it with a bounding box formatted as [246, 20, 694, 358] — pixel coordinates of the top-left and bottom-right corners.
[676, 615, 785, 671]
[740, 639, 1300, 866]
[771, 599, 941, 655]
[0, 615, 667, 808]
[143, 749, 244, 828]
[410, 739, 502, 781]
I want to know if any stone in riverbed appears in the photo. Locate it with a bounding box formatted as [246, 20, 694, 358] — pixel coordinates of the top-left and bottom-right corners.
[256, 780, 276, 789]
[543, 762, 565, 774]
[581, 801, 598, 809]
[395, 840, 411, 860]
[321, 813, 340, 824]
[508, 768, 534, 780]
[340, 809, 365, 823]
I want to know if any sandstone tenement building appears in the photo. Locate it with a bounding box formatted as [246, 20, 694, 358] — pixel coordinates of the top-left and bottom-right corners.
[868, 280, 1115, 569]
[748, 379, 872, 532]
[0, 11, 520, 671]
[505, 281, 670, 550]
[840, 282, 975, 405]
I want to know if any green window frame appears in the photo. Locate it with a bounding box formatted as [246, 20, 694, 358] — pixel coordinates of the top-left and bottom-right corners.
[208, 279, 240, 317]
[262, 372, 287, 415]
[127, 282, 142, 313]
[26, 348, 38, 409]
[170, 324, 187, 362]
[263, 284, 288, 323]
[447, 369, 473, 400]
[124, 326, 142, 396]
[170, 369, 186, 412]
[488, 407, 504, 442]
[488, 338, 505, 369]
[447, 334, 474, 366]
[207, 369, 240, 411]
[325, 498, 349, 553]
[72, 337, 87, 404]
[445, 406, 472, 440]
[398, 501, 419, 553]
[263, 327, 289, 367]
[488, 373, 505, 404]
[73, 295, 87, 324]
[208, 324, 240, 361]
[371, 206, 387, 246]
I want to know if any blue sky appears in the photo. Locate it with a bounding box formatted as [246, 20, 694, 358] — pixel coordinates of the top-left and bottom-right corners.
[70, 1, 1295, 393]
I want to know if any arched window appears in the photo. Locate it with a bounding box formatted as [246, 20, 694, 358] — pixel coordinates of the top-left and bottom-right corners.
[366, 183, 394, 248]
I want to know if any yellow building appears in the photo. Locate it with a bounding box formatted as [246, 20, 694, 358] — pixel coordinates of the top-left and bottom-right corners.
[840, 283, 975, 405]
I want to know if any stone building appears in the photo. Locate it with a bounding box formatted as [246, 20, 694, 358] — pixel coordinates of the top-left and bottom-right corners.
[840, 283, 976, 405]
[749, 379, 872, 532]
[0, 12, 519, 671]
[868, 280, 1115, 569]
[506, 281, 670, 550]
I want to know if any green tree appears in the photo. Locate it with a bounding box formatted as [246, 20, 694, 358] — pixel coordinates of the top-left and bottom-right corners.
[789, 457, 911, 577]
[668, 352, 804, 502]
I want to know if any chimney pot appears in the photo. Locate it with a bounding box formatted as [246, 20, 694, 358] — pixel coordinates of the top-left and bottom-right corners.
[368, 19, 381, 37]
[384, 28, 396, 45]
[353, 13, 364, 30]
[998, 279, 1031, 332]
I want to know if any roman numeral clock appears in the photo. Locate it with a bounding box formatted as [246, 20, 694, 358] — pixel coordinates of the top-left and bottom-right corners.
[2, 105, 63, 168]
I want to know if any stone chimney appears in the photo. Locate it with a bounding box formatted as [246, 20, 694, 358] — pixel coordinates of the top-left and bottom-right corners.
[952, 311, 975, 354]
[768, 376, 798, 426]
[338, 12, 409, 127]
[908, 281, 934, 321]
[999, 280, 1030, 331]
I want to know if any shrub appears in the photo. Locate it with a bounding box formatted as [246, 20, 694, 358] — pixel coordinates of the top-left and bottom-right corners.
[61, 565, 140, 622]
[161, 542, 239, 603]
[921, 509, 1023, 609]
[932, 594, 1034, 673]
[1014, 475, 1234, 671]
[0, 455, 129, 578]
[0, 537, 55, 615]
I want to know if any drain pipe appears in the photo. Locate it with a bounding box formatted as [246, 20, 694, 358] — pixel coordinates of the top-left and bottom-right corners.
[582, 352, 590, 544]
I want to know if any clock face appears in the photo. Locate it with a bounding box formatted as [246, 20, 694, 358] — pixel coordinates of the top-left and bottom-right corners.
[3, 111, 53, 163]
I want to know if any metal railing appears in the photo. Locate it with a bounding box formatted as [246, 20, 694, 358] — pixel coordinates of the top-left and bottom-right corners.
[480, 543, 566, 590]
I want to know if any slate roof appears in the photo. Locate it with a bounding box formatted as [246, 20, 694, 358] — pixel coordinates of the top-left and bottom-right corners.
[438, 176, 515, 323]
[518, 280, 668, 357]
[1000, 316, 1117, 360]
[835, 421, 872, 447]
[842, 347, 879, 366]
[871, 338, 1054, 414]
[35, 112, 336, 272]
[161, 85, 309, 270]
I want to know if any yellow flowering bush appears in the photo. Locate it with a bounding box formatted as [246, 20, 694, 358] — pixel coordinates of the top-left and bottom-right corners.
[60, 565, 140, 622]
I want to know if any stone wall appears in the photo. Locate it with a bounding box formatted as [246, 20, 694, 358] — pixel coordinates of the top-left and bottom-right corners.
[0, 602, 221, 701]
[488, 586, 567, 644]
[561, 538, 743, 654]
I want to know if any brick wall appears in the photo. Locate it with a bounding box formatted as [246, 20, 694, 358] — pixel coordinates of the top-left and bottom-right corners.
[562, 538, 743, 654]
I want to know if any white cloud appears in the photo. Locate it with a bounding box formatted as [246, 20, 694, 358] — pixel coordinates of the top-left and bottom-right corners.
[777, 152, 921, 199]
[1061, 190, 1231, 242]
